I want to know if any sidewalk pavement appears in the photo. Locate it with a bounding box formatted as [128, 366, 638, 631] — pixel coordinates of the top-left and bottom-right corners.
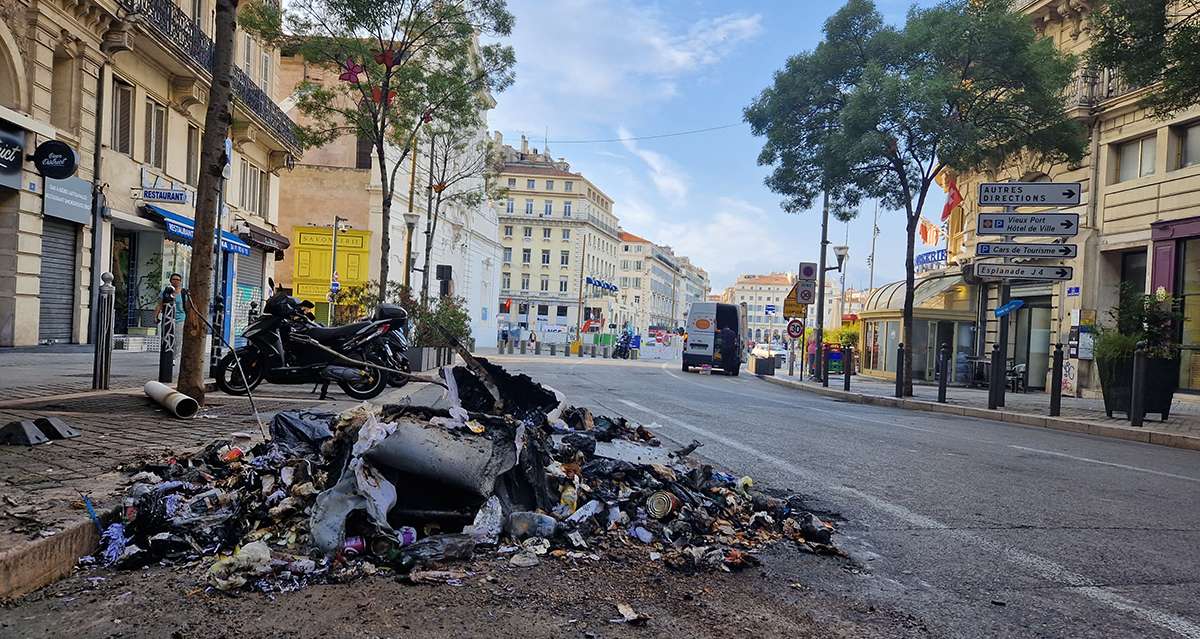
[0, 367, 433, 598]
[762, 369, 1200, 451]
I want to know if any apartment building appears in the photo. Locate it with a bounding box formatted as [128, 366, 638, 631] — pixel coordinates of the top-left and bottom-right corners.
[275, 50, 501, 346]
[496, 135, 619, 340]
[0, 0, 298, 347]
[944, 1, 1200, 393]
[724, 273, 796, 343]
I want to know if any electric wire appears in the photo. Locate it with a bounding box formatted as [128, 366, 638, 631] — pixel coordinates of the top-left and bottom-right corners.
[546, 123, 743, 144]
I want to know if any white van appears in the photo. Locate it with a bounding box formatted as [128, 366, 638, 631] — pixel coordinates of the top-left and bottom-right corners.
[682, 302, 744, 375]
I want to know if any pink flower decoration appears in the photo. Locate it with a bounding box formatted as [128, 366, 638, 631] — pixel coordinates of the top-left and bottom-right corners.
[338, 59, 363, 83]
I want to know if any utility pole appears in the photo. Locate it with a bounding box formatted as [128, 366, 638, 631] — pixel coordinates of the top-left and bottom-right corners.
[814, 190, 830, 380]
[867, 200, 879, 292]
[575, 234, 589, 347]
[329, 215, 346, 324]
[404, 135, 419, 289]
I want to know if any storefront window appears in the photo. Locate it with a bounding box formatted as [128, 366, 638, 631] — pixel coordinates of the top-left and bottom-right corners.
[1121, 250, 1147, 294]
[1177, 239, 1200, 391]
[883, 320, 899, 372]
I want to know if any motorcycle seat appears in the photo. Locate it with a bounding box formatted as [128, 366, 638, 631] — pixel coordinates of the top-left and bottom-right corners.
[373, 304, 408, 321]
[304, 322, 367, 341]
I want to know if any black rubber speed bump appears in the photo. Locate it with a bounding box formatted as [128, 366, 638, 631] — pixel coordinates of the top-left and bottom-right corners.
[0, 417, 81, 445]
[35, 417, 80, 440]
[0, 420, 49, 446]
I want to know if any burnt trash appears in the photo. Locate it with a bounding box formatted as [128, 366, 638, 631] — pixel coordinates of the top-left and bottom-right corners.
[91, 358, 839, 594]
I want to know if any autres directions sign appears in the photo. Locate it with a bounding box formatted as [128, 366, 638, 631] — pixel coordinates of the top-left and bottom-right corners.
[975, 242, 1077, 259]
[976, 263, 1074, 281]
[976, 213, 1079, 237]
[978, 182, 1081, 207]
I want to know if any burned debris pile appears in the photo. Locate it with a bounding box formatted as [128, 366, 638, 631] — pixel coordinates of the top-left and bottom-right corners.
[95, 358, 835, 592]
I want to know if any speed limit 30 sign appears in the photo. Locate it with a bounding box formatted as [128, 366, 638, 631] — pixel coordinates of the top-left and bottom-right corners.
[787, 319, 804, 339]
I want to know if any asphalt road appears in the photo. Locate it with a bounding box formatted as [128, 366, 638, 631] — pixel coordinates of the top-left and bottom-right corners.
[491, 354, 1200, 639]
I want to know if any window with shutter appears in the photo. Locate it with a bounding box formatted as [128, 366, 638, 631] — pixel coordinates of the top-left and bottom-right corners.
[144, 99, 166, 169]
[186, 125, 200, 186]
[111, 79, 133, 155]
[258, 169, 270, 218]
[355, 132, 373, 169]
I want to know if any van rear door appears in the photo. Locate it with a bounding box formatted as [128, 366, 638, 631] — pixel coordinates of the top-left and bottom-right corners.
[687, 303, 716, 360]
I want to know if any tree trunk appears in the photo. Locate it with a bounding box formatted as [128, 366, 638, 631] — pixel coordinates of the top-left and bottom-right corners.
[377, 164, 392, 302]
[902, 213, 918, 397]
[177, 0, 237, 403]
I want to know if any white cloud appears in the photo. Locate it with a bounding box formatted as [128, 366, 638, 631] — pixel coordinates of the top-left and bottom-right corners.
[618, 126, 688, 203]
[490, 1, 762, 132]
[618, 196, 789, 289]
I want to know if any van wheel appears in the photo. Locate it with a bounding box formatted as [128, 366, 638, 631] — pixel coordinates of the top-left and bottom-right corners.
[681, 360, 688, 373]
[727, 364, 739, 377]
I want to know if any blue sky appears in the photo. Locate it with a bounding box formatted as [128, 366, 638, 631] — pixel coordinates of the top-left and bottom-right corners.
[488, 0, 949, 292]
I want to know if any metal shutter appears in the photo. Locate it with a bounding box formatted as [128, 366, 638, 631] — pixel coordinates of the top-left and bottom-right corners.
[232, 249, 265, 347]
[38, 217, 78, 343]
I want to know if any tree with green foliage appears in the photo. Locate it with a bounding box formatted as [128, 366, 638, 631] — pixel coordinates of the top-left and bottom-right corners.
[241, 0, 515, 302]
[1088, 0, 1200, 117]
[745, 0, 1086, 395]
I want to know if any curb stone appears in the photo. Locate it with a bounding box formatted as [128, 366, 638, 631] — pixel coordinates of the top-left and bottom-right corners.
[0, 509, 116, 600]
[757, 375, 1200, 452]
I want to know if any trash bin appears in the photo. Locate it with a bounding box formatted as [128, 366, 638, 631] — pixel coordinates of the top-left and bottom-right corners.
[749, 355, 775, 376]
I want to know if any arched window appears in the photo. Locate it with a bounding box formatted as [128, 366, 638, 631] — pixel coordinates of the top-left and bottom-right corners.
[0, 34, 18, 109]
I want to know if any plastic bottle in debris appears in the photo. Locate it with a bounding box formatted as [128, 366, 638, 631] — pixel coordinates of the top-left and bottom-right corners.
[506, 512, 557, 539]
[395, 533, 476, 572]
[559, 485, 578, 511]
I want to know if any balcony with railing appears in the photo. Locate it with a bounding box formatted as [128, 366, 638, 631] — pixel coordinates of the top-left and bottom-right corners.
[117, 0, 301, 153]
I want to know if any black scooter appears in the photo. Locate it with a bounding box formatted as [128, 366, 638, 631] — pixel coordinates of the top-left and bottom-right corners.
[611, 333, 633, 359]
[214, 281, 403, 400]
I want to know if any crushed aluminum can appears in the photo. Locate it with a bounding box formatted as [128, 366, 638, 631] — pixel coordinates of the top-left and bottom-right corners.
[343, 536, 366, 556]
[646, 490, 680, 519]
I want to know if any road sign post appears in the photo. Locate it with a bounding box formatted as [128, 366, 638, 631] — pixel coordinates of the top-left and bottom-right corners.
[976, 264, 1074, 281]
[976, 213, 1079, 236]
[975, 242, 1077, 259]
[978, 182, 1081, 207]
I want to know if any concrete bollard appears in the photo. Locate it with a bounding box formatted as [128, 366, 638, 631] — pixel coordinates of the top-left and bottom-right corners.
[1050, 343, 1063, 417]
[603, 345, 610, 358]
[535, 342, 542, 355]
[550, 344, 557, 356]
[578, 342, 584, 357]
[590, 345, 597, 358]
[520, 341, 527, 354]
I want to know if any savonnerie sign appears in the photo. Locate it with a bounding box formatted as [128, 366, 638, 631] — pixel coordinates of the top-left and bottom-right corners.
[978, 182, 1081, 207]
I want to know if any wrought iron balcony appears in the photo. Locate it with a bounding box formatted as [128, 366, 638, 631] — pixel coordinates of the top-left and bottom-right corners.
[118, 0, 300, 152]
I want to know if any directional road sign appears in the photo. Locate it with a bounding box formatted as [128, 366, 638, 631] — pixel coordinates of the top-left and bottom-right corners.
[978, 182, 1081, 207]
[787, 319, 804, 339]
[994, 299, 1026, 318]
[976, 213, 1079, 237]
[975, 242, 1077, 259]
[976, 263, 1074, 281]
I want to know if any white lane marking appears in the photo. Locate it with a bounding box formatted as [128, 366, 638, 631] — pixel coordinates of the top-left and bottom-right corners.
[663, 365, 938, 433]
[1009, 445, 1200, 484]
[619, 398, 1200, 638]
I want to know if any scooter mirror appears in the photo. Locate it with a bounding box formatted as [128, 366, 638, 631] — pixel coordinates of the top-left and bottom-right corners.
[268, 277, 276, 290]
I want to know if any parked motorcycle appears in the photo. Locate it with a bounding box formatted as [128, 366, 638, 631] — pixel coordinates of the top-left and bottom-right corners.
[214, 282, 403, 400]
[612, 333, 633, 360]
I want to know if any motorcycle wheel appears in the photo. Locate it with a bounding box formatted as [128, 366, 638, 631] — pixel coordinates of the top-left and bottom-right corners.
[387, 359, 411, 388]
[338, 363, 389, 400]
[215, 347, 264, 396]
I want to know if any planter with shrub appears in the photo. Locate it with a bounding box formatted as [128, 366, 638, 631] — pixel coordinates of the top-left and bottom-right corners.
[1094, 283, 1180, 421]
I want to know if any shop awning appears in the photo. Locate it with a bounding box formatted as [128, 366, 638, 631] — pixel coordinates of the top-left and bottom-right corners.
[239, 221, 290, 259]
[863, 273, 975, 314]
[144, 204, 251, 256]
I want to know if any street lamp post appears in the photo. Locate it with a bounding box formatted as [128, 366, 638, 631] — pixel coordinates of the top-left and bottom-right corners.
[329, 215, 347, 324]
[813, 192, 849, 382]
[403, 210, 420, 289]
